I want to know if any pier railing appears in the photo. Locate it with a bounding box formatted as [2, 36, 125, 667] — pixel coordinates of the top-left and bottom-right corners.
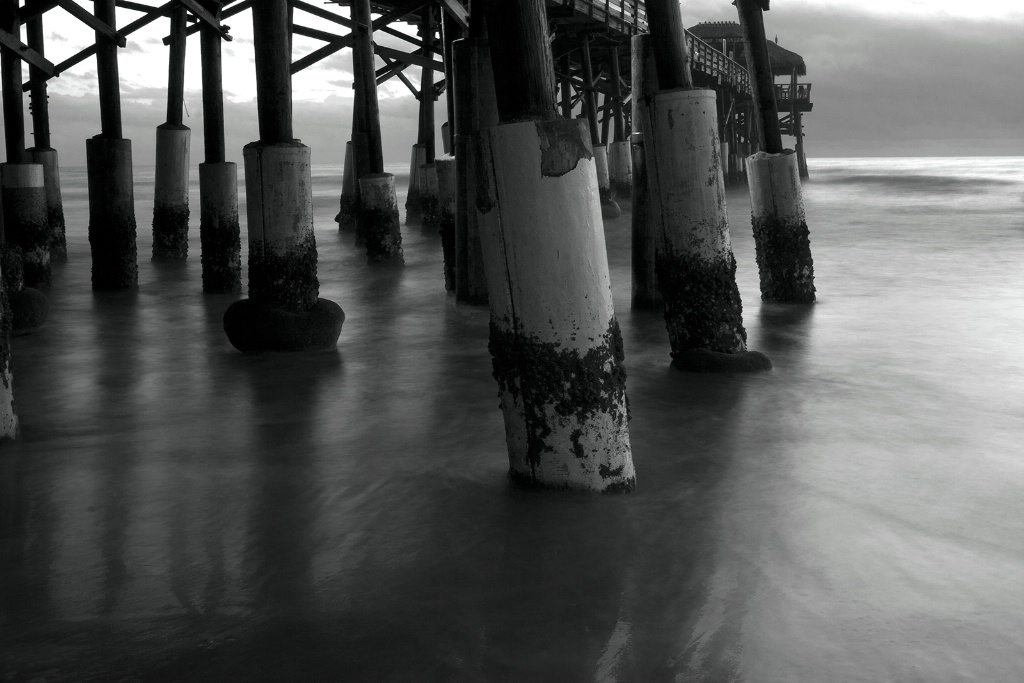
[683, 31, 751, 94]
[553, 0, 648, 35]
[775, 82, 812, 104]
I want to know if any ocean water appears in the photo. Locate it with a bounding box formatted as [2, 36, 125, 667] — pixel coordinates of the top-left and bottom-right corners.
[1, 156, 1023, 681]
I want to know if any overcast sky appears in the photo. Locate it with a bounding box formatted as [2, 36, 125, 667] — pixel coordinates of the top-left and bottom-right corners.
[7, 0, 1024, 165]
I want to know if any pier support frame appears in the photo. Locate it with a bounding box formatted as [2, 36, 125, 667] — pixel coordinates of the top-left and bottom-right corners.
[480, 0, 634, 492]
[199, 0, 240, 293]
[643, 0, 769, 372]
[736, 0, 815, 303]
[223, 0, 343, 352]
[435, 154, 457, 289]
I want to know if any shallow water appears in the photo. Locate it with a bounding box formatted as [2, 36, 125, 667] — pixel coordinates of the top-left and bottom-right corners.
[2, 157, 1023, 681]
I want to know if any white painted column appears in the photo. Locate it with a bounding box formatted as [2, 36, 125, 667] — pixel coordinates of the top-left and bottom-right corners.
[223, 141, 344, 352]
[747, 150, 816, 302]
[640, 88, 770, 372]
[478, 118, 635, 492]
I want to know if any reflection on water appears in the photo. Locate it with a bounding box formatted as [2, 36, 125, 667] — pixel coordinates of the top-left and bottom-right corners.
[1, 158, 1024, 681]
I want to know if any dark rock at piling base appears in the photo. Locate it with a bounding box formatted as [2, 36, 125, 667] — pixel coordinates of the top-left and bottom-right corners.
[152, 204, 190, 261]
[658, 251, 748, 354]
[10, 287, 50, 336]
[223, 298, 344, 353]
[672, 348, 772, 373]
[751, 215, 816, 303]
[601, 199, 622, 220]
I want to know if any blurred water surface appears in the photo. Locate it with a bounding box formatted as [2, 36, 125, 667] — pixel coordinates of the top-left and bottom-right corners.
[2, 157, 1023, 681]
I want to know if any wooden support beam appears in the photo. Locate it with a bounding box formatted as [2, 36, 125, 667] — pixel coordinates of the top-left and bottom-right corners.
[644, 0, 693, 90]
[165, 3, 187, 125]
[18, 0, 58, 24]
[378, 53, 418, 97]
[352, 0, 384, 175]
[2, 1, 27, 162]
[57, 0, 127, 46]
[251, 0, 292, 143]
[26, 8, 50, 148]
[0, 27, 54, 75]
[290, 0, 428, 74]
[375, 44, 443, 72]
[483, 0, 556, 123]
[291, 22, 338, 44]
[579, 34, 600, 144]
[200, 0, 225, 162]
[117, 0, 158, 13]
[164, 0, 247, 43]
[95, 0, 123, 138]
[31, 0, 173, 89]
[291, 0, 355, 30]
[417, 4, 435, 163]
[437, 0, 468, 31]
[735, 0, 782, 154]
[177, 0, 231, 41]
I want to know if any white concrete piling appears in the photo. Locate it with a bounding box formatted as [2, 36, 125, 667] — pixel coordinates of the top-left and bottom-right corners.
[747, 150, 816, 303]
[477, 118, 635, 492]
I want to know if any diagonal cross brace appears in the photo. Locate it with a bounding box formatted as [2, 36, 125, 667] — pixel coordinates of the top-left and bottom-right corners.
[172, 0, 232, 42]
[55, 0, 127, 46]
[0, 27, 54, 75]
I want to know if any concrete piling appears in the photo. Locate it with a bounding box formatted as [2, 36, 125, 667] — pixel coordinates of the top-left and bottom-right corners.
[198, 162, 241, 293]
[593, 144, 621, 218]
[747, 151, 815, 302]
[151, 124, 190, 260]
[435, 155, 457, 290]
[1, 163, 50, 288]
[87, 138, 138, 290]
[335, 140, 357, 229]
[223, 0, 343, 353]
[641, 89, 770, 372]
[27, 149, 66, 263]
[358, 173, 404, 265]
[480, 0, 635, 492]
[608, 140, 632, 199]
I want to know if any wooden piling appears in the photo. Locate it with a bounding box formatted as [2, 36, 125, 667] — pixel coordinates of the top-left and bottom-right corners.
[735, 0, 782, 153]
[480, 0, 634, 492]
